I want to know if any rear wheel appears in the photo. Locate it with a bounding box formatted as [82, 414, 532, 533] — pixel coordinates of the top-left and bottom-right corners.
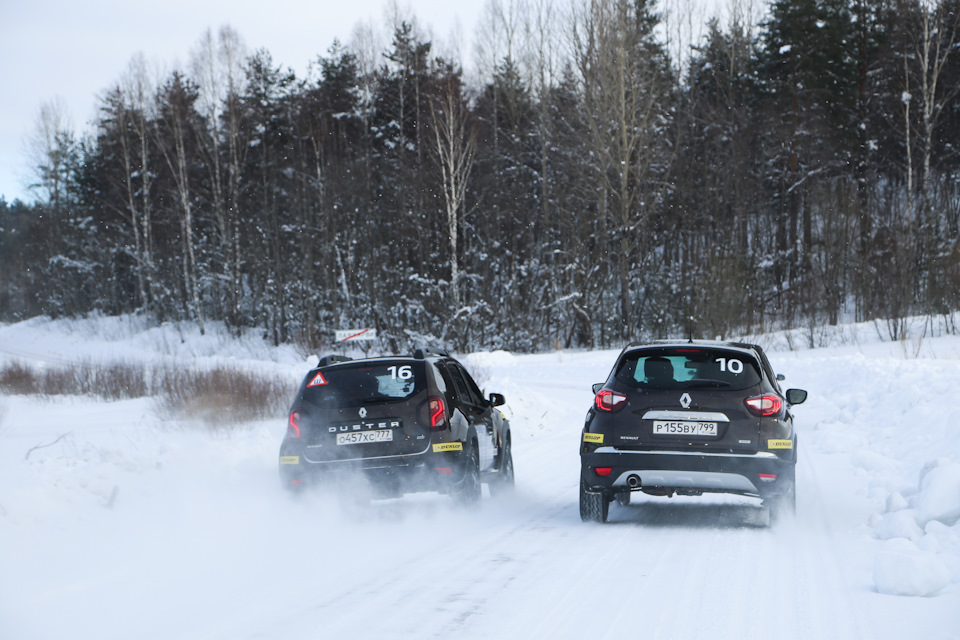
[580, 480, 609, 523]
[489, 439, 515, 497]
[281, 476, 306, 494]
[452, 442, 481, 506]
[765, 466, 796, 524]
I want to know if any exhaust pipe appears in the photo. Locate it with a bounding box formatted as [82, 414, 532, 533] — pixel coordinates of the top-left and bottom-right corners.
[626, 474, 641, 488]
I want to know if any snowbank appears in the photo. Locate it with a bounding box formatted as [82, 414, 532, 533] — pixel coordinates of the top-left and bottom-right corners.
[873, 539, 952, 597]
[916, 462, 960, 527]
[871, 460, 960, 596]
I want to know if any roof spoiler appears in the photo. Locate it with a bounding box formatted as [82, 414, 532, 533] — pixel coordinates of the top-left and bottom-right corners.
[317, 354, 352, 367]
[413, 347, 450, 359]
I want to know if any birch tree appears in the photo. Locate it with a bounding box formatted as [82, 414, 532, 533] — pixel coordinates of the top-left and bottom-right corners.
[101, 55, 158, 312]
[190, 26, 246, 323]
[155, 71, 205, 333]
[573, 0, 673, 340]
[429, 62, 476, 309]
[27, 97, 74, 215]
[898, 0, 960, 262]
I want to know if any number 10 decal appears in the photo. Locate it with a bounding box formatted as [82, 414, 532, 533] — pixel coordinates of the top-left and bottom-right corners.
[715, 358, 743, 374]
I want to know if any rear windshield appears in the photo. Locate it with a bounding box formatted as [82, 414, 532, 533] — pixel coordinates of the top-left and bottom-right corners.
[615, 348, 762, 391]
[302, 361, 426, 407]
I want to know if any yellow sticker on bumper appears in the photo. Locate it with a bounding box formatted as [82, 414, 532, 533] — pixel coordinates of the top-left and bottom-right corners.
[767, 439, 793, 449]
[583, 433, 604, 444]
[432, 442, 463, 453]
[280, 456, 300, 465]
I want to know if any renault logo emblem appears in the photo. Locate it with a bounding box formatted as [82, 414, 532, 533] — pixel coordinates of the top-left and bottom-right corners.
[359, 407, 367, 418]
[679, 393, 692, 409]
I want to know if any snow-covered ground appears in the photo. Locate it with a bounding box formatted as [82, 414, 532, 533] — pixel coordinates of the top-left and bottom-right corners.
[1, 316, 959, 639]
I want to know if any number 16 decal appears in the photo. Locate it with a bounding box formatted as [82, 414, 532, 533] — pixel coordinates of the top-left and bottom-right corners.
[387, 365, 413, 380]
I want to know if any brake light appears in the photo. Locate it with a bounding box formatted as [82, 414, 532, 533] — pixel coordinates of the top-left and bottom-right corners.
[595, 389, 627, 412]
[287, 410, 301, 438]
[429, 396, 447, 429]
[745, 394, 783, 417]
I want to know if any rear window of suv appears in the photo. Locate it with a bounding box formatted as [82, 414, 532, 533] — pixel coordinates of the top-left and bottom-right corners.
[615, 348, 762, 391]
[302, 361, 427, 407]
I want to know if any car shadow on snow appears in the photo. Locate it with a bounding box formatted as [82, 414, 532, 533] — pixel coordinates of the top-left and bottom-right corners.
[285, 481, 516, 527]
[603, 495, 772, 529]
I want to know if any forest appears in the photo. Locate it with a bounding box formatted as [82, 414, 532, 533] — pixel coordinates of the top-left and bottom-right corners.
[1, 0, 959, 353]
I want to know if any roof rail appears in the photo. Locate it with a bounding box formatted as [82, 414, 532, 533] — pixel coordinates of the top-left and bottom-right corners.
[413, 347, 450, 360]
[317, 354, 352, 367]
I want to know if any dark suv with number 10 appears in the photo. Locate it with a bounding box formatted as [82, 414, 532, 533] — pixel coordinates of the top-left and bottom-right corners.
[580, 341, 806, 523]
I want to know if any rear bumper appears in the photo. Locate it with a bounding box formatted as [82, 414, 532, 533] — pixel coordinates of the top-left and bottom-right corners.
[580, 447, 795, 498]
[279, 441, 468, 492]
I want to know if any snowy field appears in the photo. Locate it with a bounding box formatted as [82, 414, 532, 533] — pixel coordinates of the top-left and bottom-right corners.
[1, 315, 959, 639]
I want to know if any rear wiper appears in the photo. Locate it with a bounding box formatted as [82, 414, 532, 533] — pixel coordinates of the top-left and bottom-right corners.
[685, 379, 730, 388]
[351, 395, 403, 404]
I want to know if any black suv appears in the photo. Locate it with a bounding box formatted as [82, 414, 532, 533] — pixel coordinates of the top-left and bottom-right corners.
[279, 349, 514, 503]
[580, 341, 807, 523]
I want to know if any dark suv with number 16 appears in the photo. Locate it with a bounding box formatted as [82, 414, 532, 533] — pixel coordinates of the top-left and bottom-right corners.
[279, 349, 514, 503]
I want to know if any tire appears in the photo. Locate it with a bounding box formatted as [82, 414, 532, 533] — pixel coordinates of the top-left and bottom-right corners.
[580, 480, 609, 523]
[282, 477, 305, 495]
[280, 470, 306, 494]
[489, 439, 515, 497]
[452, 441, 481, 506]
[766, 466, 796, 524]
[766, 491, 795, 524]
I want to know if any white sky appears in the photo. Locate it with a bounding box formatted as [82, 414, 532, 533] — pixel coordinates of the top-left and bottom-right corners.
[0, 0, 487, 204]
[0, 0, 729, 205]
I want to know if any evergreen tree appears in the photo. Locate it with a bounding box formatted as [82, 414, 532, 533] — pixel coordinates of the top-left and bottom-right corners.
[239, 49, 298, 345]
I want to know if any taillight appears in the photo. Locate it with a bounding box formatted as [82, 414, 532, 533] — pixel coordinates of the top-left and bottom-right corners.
[594, 389, 627, 412]
[429, 396, 447, 430]
[287, 410, 301, 438]
[594, 467, 613, 477]
[745, 394, 783, 417]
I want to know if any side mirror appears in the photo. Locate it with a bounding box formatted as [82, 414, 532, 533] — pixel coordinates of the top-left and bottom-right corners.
[489, 392, 506, 407]
[592, 382, 604, 394]
[776, 373, 785, 382]
[786, 389, 807, 405]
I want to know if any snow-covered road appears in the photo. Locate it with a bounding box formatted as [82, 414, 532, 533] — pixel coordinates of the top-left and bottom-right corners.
[1, 318, 959, 639]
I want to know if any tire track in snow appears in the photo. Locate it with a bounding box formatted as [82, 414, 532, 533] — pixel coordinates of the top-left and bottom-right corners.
[783, 442, 870, 640]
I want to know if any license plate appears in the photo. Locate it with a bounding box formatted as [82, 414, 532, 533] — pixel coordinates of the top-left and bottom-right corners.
[652, 421, 718, 436]
[336, 430, 394, 445]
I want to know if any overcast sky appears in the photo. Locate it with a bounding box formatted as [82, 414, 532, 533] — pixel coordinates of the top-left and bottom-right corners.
[0, 0, 489, 204]
[0, 0, 728, 205]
